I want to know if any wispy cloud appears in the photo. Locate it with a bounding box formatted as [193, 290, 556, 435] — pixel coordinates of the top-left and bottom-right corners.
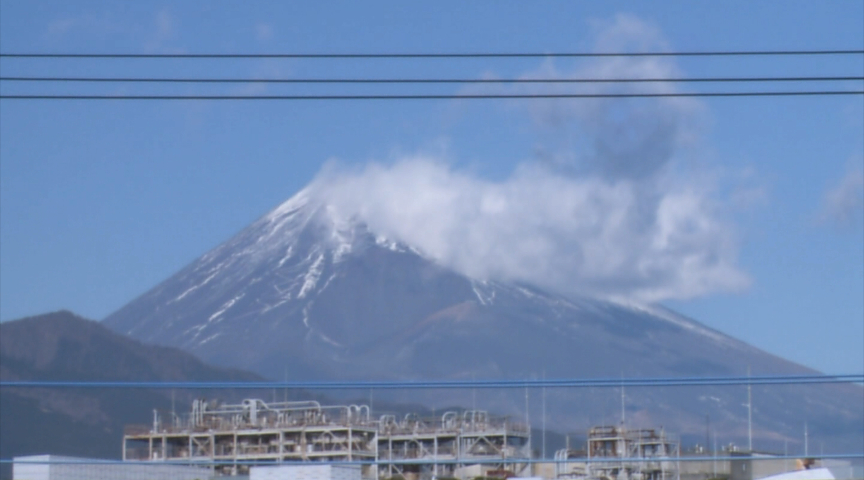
[44, 8, 182, 54]
[143, 9, 178, 52]
[819, 160, 864, 230]
[44, 12, 125, 40]
[463, 14, 705, 181]
[46, 17, 81, 37]
[256, 23, 274, 42]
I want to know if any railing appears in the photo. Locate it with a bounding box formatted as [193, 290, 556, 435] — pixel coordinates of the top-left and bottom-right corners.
[124, 424, 152, 436]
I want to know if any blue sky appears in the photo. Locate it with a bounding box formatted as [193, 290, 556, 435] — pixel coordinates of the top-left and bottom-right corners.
[0, 1, 862, 375]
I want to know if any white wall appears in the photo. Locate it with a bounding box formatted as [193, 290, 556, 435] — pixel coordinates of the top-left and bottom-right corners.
[250, 464, 362, 480]
[13, 455, 212, 480]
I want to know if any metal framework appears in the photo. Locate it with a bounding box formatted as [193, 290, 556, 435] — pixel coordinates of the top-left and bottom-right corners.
[555, 425, 680, 480]
[123, 398, 530, 478]
[377, 410, 530, 478]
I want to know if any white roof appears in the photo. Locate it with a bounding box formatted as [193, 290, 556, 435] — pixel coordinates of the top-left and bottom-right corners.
[758, 467, 836, 480]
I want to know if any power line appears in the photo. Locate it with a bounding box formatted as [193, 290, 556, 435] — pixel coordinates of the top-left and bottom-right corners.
[2, 453, 863, 466]
[3, 75, 861, 84]
[2, 91, 862, 101]
[2, 373, 861, 389]
[2, 49, 862, 59]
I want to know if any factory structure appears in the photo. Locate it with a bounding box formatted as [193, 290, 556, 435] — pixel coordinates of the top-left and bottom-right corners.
[122, 398, 533, 478]
[16, 398, 858, 480]
[33, 395, 852, 480]
[554, 425, 680, 480]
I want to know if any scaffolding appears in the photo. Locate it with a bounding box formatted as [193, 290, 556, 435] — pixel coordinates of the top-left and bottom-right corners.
[123, 398, 530, 478]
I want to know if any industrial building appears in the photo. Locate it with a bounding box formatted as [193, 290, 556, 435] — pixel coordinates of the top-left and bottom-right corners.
[12, 456, 366, 480]
[20, 397, 855, 480]
[122, 398, 530, 478]
[554, 425, 680, 480]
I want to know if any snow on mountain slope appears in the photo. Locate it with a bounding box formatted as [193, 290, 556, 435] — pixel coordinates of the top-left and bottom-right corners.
[107, 188, 741, 377]
[103, 189, 863, 453]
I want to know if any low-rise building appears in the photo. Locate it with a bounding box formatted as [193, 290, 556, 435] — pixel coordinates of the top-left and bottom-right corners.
[13, 454, 212, 480]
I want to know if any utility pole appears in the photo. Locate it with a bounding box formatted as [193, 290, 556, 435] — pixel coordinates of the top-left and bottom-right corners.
[747, 366, 753, 452]
[542, 371, 547, 460]
[713, 432, 718, 479]
[705, 414, 710, 453]
[525, 387, 531, 455]
[472, 373, 476, 412]
[804, 423, 809, 457]
[621, 386, 626, 426]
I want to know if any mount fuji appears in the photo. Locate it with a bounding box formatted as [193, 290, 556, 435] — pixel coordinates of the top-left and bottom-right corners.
[104, 188, 863, 452]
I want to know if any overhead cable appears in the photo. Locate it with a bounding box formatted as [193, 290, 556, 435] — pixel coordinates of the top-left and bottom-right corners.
[2, 373, 861, 389]
[2, 75, 862, 84]
[1, 49, 862, 59]
[2, 453, 863, 466]
[2, 91, 862, 101]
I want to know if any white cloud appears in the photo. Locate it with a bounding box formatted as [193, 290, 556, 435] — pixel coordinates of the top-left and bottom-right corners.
[46, 17, 81, 36]
[44, 12, 125, 39]
[302, 14, 750, 303]
[144, 9, 177, 52]
[309, 157, 748, 303]
[467, 14, 706, 182]
[820, 162, 864, 229]
[43, 9, 181, 53]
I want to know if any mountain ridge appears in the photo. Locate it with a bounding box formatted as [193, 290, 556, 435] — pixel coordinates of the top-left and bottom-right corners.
[0, 310, 267, 479]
